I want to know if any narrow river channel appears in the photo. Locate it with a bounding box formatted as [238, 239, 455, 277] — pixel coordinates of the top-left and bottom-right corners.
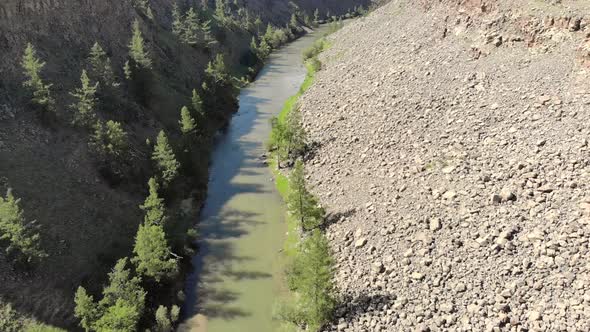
[178, 27, 329, 332]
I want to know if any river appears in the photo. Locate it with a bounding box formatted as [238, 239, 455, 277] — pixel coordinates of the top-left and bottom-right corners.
[178, 27, 328, 332]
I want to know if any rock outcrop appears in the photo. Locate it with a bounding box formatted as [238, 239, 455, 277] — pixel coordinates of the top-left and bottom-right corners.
[299, 0, 590, 330]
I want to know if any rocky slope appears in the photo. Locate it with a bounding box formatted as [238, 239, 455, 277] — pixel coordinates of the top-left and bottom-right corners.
[0, 0, 369, 328]
[298, 0, 590, 330]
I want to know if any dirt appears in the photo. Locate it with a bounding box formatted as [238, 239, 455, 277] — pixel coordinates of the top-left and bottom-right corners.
[298, 0, 590, 330]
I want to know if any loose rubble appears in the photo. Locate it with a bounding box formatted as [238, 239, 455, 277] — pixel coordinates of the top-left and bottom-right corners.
[299, 0, 590, 331]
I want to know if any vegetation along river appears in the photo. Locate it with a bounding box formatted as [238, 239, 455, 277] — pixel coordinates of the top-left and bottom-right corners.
[178, 26, 330, 332]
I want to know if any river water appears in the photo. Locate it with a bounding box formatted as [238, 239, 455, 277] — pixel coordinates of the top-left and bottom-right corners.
[178, 28, 328, 332]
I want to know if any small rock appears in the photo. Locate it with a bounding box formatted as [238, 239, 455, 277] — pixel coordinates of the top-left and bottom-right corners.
[429, 218, 442, 231]
[355, 238, 367, 248]
[499, 188, 516, 202]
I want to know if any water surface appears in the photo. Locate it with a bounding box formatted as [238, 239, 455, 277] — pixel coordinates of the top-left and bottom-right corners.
[178, 28, 329, 332]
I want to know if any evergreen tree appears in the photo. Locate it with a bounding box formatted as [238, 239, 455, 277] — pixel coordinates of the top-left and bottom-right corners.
[191, 89, 204, 118]
[70, 70, 99, 127]
[89, 120, 128, 159]
[21, 43, 55, 113]
[0, 189, 45, 263]
[155, 305, 172, 332]
[179, 106, 197, 136]
[263, 24, 275, 48]
[287, 160, 324, 231]
[290, 13, 298, 30]
[93, 299, 140, 332]
[254, 16, 263, 35]
[258, 38, 271, 59]
[214, 0, 227, 23]
[99, 258, 146, 313]
[140, 178, 166, 226]
[129, 20, 152, 69]
[182, 7, 200, 45]
[74, 258, 146, 332]
[132, 223, 178, 282]
[88, 42, 117, 88]
[171, 3, 183, 36]
[201, 19, 216, 46]
[313, 8, 320, 23]
[152, 131, 180, 186]
[286, 105, 306, 157]
[269, 116, 288, 167]
[74, 287, 98, 332]
[290, 230, 336, 330]
[205, 54, 230, 85]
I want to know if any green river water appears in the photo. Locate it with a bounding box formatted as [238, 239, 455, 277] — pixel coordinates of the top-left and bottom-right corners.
[178, 27, 329, 332]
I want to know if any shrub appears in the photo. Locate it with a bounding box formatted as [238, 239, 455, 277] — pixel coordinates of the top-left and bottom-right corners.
[70, 70, 99, 127]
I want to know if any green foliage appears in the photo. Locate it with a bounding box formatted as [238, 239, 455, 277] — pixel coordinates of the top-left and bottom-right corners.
[302, 38, 328, 61]
[172, 3, 183, 36]
[287, 160, 324, 231]
[179, 106, 197, 136]
[129, 20, 152, 69]
[132, 223, 178, 282]
[70, 70, 99, 127]
[191, 89, 204, 116]
[89, 120, 128, 159]
[0, 189, 45, 263]
[152, 131, 180, 186]
[93, 299, 140, 332]
[182, 7, 200, 45]
[290, 13, 298, 29]
[74, 287, 98, 332]
[100, 258, 146, 313]
[74, 259, 146, 332]
[214, 0, 227, 23]
[155, 305, 171, 332]
[0, 304, 24, 332]
[88, 42, 117, 88]
[288, 230, 336, 330]
[172, 5, 216, 47]
[140, 178, 166, 226]
[21, 43, 55, 113]
[205, 54, 230, 85]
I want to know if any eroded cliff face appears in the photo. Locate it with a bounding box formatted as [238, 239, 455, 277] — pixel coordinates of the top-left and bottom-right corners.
[0, 0, 370, 328]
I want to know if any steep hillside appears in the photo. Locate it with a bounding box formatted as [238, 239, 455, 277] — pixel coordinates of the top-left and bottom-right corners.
[298, 0, 590, 331]
[0, 0, 369, 329]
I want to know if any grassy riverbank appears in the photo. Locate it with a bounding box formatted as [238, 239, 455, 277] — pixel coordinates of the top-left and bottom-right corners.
[268, 26, 338, 332]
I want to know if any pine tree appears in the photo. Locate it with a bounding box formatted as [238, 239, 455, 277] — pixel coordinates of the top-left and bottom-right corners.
[88, 42, 117, 88]
[74, 287, 98, 332]
[129, 20, 152, 69]
[140, 178, 166, 226]
[155, 305, 172, 332]
[132, 223, 178, 282]
[205, 54, 229, 85]
[100, 258, 146, 313]
[179, 106, 197, 135]
[70, 70, 99, 127]
[21, 43, 55, 113]
[93, 299, 140, 332]
[286, 105, 306, 157]
[291, 230, 336, 330]
[74, 258, 146, 331]
[172, 3, 183, 36]
[182, 7, 200, 45]
[0, 189, 45, 263]
[89, 120, 128, 159]
[214, 0, 227, 23]
[191, 89, 204, 118]
[152, 131, 180, 186]
[254, 16, 263, 35]
[287, 160, 324, 231]
[313, 8, 320, 23]
[290, 13, 298, 30]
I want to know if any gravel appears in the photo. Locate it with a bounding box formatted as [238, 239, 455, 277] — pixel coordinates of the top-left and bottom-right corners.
[298, 0, 590, 330]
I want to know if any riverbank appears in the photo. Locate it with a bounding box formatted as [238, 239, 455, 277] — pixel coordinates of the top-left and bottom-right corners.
[267, 25, 340, 332]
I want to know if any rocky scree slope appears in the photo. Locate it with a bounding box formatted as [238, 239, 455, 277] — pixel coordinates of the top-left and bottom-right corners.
[298, 0, 590, 331]
[0, 0, 368, 328]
